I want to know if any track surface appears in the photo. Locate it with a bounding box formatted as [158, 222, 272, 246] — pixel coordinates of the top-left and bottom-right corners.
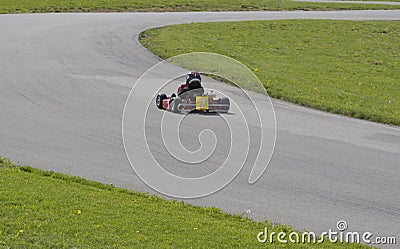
[296, 0, 400, 5]
[1, 11, 400, 246]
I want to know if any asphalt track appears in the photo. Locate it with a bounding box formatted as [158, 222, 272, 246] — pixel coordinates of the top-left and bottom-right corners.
[296, 0, 400, 5]
[1, 11, 399, 247]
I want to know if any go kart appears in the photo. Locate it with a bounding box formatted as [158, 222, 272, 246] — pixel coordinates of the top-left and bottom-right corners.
[156, 88, 230, 113]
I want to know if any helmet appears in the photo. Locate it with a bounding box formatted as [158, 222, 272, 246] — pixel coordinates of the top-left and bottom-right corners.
[185, 72, 201, 84]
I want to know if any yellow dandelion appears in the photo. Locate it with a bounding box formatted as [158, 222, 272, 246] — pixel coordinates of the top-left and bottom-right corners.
[18, 230, 24, 234]
[254, 68, 259, 72]
[194, 228, 198, 230]
[76, 210, 82, 215]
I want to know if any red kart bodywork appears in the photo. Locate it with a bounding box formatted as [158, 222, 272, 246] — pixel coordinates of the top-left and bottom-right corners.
[162, 97, 170, 110]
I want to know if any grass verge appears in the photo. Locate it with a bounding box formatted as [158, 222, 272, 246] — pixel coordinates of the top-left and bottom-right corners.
[0, 157, 372, 248]
[0, 0, 400, 14]
[140, 20, 400, 126]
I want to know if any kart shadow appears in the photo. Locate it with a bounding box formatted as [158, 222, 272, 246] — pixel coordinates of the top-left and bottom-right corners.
[188, 110, 234, 116]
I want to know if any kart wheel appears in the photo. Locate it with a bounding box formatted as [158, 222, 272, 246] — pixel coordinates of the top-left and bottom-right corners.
[172, 97, 182, 113]
[220, 97, 230, 113]
[156, 94, 167, 109]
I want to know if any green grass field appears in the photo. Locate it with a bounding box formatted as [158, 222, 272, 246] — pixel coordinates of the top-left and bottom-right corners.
[141, 20, 400, 126]
[0, 158, 373, 248]
[0, 0, 399, 13]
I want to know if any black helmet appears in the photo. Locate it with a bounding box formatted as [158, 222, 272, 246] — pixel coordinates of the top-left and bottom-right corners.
[186, 72, 201, 84]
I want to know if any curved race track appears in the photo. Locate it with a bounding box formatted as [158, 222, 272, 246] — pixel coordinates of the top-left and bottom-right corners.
[296, 0, 400, 5]
[1, 11, 400, 246]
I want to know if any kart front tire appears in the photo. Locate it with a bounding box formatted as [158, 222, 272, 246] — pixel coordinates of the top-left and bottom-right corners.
[156, 94, 167, 109]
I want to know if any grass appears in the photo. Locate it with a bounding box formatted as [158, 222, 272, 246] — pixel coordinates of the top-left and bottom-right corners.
[0, 0, 400, 14]
[0, 157, 373, 248]
[140, 20, 400, 126]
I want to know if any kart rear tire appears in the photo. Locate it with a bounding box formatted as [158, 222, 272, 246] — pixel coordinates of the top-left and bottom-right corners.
[156, 94, 167, 109]
[220, 97, 230, 113]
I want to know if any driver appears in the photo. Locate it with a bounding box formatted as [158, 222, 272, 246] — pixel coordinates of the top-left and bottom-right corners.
[177, 72, 203, 97]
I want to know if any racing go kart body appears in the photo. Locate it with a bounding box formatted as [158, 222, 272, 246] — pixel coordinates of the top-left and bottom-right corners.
[156, 88, 230, 113]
